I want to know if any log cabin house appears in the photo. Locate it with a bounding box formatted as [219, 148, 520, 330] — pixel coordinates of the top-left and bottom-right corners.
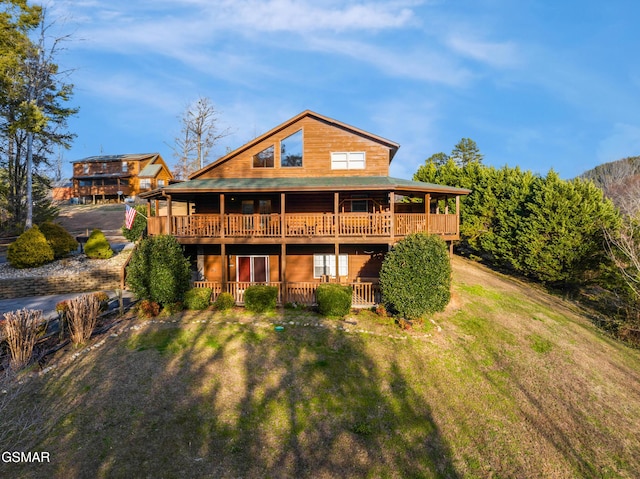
[139, 111, 470, 306]
[72, 153, 173, 203]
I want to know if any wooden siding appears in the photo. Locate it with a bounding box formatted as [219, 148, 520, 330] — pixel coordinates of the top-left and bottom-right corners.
[195, 116, 393, 179]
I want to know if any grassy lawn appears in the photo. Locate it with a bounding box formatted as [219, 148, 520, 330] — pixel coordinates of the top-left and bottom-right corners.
[2, 257, 640, 478]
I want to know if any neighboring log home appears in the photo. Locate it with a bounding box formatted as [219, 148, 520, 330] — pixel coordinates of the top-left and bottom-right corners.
[140, 111, 470, 306]
[72, 153, 173, 203]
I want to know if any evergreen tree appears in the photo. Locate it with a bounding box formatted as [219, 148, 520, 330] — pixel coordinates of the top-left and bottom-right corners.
[0, 4, 76, 231]
[450, 138, 483, 167]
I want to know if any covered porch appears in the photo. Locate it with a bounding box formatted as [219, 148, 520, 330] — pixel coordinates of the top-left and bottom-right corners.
[192, 279, 381, 308]
[144, 187, 462, 241]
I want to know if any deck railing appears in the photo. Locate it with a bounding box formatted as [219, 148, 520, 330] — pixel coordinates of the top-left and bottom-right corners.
[148, 212, 458, 238]
[192, 281, 381, 307]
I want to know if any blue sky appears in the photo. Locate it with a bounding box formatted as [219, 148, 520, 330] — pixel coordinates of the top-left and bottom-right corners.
[48, 0, 640, 181]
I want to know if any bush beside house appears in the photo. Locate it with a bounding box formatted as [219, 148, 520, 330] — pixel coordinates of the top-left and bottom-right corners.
[316, 283, 352, 317]
[244, 285, 278, 313]
[126, 234, 191, 307]
[213, 292, 235, 311]
[379, 233, 451, 320]
[184, 287, 212, 310]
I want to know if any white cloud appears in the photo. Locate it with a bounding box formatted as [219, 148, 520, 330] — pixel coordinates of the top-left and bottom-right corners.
[307, 36, 472, 86]
[445, 33, 519, 68]
[213, 0, 417, 33]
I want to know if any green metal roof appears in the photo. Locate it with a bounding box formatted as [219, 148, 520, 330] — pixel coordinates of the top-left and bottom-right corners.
[138, 163, 162, 178]
[147, 176, 470, 196]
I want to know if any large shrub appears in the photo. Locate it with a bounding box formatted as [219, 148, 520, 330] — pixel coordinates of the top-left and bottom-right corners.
[184, 287, 212, 310]
[84, 229, 113, 259]
[126, 234, 191, 306]
[122, 205, 148, 242]
[244, 285, 278, 313]
[316, 283, 352, 317]
[39, 221, 78, 258]
[7, 226, 54, 268]
[379, 233, 451, 319]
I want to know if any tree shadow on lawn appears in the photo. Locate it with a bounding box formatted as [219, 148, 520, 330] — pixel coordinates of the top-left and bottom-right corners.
[5, 316, 461, 478]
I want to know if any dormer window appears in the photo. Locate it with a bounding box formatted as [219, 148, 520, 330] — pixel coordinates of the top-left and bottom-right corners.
[122, 162, 128, 172]
[253, 145, 274, 168]
[331, 152, 365, 170]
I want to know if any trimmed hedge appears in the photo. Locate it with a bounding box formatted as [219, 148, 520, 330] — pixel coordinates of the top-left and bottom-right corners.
[316, 283, 352, 317]
[7, 226, 54, 269]
[379, 233, 451, 319]
[184, 287, 212, 310]
[214, 292, 235, 311]
[39, 221, 78, 259]
[126, 234, 191, 306]
[244, 285, 278, 313]
[85, 229, 113, 259]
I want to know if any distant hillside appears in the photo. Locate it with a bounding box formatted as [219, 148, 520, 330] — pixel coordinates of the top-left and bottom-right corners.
[580, 155, 640, 213]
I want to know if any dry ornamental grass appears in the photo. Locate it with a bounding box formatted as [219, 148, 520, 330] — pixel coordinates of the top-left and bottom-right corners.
[2, 309, 45, 371]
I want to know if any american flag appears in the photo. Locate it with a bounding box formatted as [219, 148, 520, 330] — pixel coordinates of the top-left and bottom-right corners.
[125, 204, 137, 229]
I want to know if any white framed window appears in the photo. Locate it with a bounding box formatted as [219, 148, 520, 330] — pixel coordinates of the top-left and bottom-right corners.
[139, 178, 151, 189]
[122, 162, 128, 172]
[157, 179, 165, 187]
[331, 152, 365, 170]
[314, 254, 348, 278]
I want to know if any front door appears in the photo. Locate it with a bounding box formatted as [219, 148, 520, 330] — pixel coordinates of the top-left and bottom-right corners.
[237, 256, 268, 282]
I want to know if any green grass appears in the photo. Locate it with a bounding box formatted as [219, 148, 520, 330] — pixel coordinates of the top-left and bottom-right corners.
[2, 257, 640, 478]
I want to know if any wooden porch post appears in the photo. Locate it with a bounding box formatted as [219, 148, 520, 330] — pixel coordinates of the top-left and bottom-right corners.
[281, 243, 287, 303]
[335, 242, 340, 283]
[221, 243, 227, 285]
[389, 191, 395, 242]
[219, 193, 225, 238]
[165, 194, 172, 234]
[425, 193, 431, 234]
[281, 193, 286, 238]
[334, 192, 339, 238]
[456, 195, 460, 238]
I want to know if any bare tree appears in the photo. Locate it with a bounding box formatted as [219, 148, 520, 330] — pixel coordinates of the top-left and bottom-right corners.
[170, 97, 230, 179]
[604, 181, 640, 300]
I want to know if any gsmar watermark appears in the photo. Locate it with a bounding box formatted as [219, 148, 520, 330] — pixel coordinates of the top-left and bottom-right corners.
[2, 451, 51, 463]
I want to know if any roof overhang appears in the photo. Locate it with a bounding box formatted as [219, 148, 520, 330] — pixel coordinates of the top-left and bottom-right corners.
[138, 176, 471, 200]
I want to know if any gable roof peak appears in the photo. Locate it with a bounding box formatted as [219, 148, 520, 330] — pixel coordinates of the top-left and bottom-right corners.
[189, 110, 399, 179]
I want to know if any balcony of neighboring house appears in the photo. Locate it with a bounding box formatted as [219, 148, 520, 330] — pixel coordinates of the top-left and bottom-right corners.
[146, 211, 459, 242]
[74, 176, 132, 203]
